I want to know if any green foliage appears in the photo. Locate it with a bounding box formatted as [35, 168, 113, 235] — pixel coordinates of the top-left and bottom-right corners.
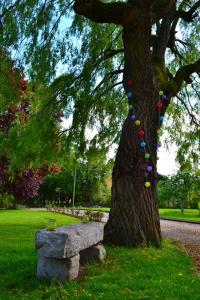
[35, 150, 112, 207]
[158, 169, 200, 208]
[0, 193, 15, 209]
[6, 84, 60, 172]
[0, 52, 20, 111]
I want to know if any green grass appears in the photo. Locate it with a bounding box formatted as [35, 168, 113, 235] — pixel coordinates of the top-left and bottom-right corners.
[77, 207, 200, 222]
[159, 209, 200, 222]
[0, 210, 200, 299]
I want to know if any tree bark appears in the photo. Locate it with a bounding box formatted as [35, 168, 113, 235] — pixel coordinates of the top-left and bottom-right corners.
[104, 12, 162, 247]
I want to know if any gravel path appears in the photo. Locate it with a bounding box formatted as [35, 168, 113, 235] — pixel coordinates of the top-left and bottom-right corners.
[161, 219, 200, 273]
[161, 219, 200, 243]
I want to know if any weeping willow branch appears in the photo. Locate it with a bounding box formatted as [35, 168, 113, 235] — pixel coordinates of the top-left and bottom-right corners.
[176, 95, 200, 127]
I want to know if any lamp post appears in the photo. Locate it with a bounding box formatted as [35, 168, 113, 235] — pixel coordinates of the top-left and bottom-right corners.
[72, 167, 76, 212]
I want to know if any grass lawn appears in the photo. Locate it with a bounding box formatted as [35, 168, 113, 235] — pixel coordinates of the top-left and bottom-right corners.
[0, 210, 200, 299]
[159, 209, 200, 222]
[78, 207, 200, 222]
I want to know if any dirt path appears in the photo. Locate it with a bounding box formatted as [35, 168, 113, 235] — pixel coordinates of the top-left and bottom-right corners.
[161, 220, 200, 273]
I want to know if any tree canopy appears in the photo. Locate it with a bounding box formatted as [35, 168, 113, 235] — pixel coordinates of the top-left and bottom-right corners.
[0, 0, 199, 169]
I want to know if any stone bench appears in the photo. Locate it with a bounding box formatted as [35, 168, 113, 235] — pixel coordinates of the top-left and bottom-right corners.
[35, 222, 106, 283]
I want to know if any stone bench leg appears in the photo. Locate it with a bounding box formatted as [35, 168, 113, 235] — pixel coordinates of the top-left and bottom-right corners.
[37, 254, 80, 283]
[80, 243, 106, 265]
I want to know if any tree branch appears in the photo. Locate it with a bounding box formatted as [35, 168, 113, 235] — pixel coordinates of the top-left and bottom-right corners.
[167, 59, 200, 95]
[73, 0, 134, 25]
[176, 95, 200, 127]
[179, 0, 200, 22]
[93, 49, 123, 69]
[153, 16, 173, 58]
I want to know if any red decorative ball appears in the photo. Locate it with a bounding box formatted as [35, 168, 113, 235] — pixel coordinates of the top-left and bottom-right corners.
[127, 80, 133, 86]
[156, 102, 163, 109]
[138, 130, 145, 137]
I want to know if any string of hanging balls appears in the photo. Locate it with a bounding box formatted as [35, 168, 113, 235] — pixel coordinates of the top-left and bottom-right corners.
[126, 80, 167, 188]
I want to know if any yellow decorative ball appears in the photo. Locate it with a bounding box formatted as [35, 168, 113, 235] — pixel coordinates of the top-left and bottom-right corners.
[135, 120, 141, 126]
[145, 181, 151, 188]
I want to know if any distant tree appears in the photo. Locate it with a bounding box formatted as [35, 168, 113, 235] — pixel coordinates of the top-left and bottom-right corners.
[36, 148, 112, 207]
[158, 170, 200, 212]
[0, 52, 61, 204]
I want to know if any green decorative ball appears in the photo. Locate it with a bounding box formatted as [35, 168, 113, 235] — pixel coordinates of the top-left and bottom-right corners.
[145, 153, 150, 159]
[159, 91, 164, 96]
[129, 104, 134, 110]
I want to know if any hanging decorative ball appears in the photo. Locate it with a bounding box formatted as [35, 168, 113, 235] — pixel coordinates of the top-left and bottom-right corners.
[145, 181, 151, 188]
[157, 143, 161, 148]
[147, 165, 153, 173]
[156, 102, 163, 109]
[127, 80, 133, 86]
[159, 91, 164, 96]
[127, 91, 133, 98]
[129, 104, 134, 110]
[145, 153, 151, 159]
[138, 130, 145, 137]
[135, 120, 141, 126]
[157, 129, 161, 134]
[160, 116, 164, 121]
[161, 95, 167, 101]
[131, 114, 137, 121]
[140, 141, 146, 148]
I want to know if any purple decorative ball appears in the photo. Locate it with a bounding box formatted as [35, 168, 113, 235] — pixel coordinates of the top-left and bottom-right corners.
[161, 95, 167, 100]
[147, 165, 153, 173]
[131, 114, 137, 121]
[157, 143, 161, 148]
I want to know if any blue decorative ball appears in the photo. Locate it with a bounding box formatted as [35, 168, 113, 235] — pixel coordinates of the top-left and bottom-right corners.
[160, 116, 164, 121]
[140, 141, 146, 148]
[127, 91, 133, 98]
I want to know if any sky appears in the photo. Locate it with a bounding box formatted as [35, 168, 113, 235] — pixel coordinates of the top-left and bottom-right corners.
[157, 143, 178, 176]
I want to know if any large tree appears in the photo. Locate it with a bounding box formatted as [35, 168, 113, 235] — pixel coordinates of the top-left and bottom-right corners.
[0, 0, 199, 247]
[72, 0, 200, 247]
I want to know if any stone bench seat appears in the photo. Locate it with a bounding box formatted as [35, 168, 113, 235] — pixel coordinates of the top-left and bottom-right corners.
[35, 222, 106, 283]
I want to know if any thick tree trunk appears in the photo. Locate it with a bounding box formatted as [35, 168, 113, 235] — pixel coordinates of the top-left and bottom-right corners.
[104, 13, 162, 247]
